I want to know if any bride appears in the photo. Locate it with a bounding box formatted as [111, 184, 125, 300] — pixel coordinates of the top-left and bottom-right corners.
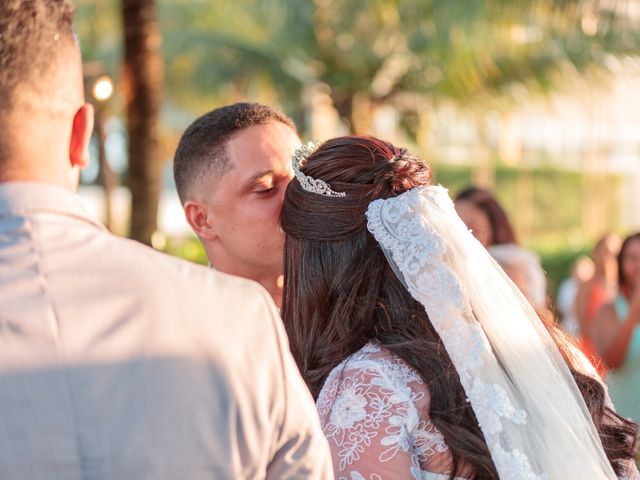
[280, 135, 639, 480]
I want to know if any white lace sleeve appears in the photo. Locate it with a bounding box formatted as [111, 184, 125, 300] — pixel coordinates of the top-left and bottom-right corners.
[317, 344, 472, 480]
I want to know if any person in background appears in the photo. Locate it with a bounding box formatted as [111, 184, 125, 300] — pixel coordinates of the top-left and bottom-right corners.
[0, 1, 332, 478]
[454, 186, 548, 313]
[575, 233, 622, 374]
[592, 233, 640, 423]
[557, 255, 595, 336]
[173, 103, 300, 308]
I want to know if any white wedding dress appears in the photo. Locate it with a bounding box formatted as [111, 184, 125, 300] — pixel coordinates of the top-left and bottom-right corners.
[317, 342, 472, 480]
[317, 342, 640, 480]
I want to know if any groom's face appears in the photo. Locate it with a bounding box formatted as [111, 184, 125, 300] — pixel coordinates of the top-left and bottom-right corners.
[206, 120, 300, 276]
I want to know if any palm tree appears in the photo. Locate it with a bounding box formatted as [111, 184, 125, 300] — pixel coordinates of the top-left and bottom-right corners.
[121, 0, 164, 245]
[162, 0, 639, 132]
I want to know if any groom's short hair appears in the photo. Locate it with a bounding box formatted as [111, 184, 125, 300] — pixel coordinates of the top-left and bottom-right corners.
[173, 102, 296, 203]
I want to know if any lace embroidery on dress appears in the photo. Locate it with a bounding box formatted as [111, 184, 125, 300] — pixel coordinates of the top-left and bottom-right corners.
[318, 342, 470, 480]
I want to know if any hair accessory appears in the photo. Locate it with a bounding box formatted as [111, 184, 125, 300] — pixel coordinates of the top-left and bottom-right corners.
[292, 142, 346, 198]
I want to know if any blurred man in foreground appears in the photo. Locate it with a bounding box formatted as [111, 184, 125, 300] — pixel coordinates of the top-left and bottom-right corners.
[0, 1, 332, 478]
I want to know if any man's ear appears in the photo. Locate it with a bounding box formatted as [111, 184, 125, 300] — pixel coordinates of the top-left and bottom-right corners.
[70, 103, 94, 169]
[184, 200, 218, 241]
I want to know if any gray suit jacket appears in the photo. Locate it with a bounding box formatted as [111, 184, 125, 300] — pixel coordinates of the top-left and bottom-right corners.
[0, 182, 332, 480]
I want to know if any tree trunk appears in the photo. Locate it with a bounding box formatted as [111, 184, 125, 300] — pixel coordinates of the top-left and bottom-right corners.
[121, 0, 164, 245]
[331, 90, 354, 133]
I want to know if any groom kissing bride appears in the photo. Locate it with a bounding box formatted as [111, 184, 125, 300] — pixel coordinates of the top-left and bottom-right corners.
[175, 105, 638, 479]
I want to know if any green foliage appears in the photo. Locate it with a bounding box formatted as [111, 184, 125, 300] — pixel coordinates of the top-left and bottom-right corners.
[75, 0, 121, 73]
[163, 236, 208, 266]
[75, 0, 640, 131]
[432, 162, 621, 248]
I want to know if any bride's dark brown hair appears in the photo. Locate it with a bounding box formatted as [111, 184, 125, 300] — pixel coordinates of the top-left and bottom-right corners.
[281, 135, 637, 478]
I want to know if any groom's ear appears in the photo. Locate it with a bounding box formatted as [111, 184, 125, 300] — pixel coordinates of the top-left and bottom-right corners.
[184, 200, 218, 241]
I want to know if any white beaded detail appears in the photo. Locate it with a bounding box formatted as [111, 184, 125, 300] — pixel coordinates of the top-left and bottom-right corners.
[292, 141, 347, 198]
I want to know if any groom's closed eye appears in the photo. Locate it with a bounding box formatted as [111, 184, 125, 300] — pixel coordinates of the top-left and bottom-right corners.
[256, 183, 276, 194]
[242, 170, 274, 194]
[252, 175, 276, 195]
[246, 170, 292, 197]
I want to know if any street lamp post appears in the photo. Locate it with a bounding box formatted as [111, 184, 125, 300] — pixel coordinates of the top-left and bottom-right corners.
[92, 76, 118, 232]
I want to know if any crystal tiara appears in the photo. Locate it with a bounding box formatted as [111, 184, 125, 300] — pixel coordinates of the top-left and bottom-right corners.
[291, 141, 346, 198]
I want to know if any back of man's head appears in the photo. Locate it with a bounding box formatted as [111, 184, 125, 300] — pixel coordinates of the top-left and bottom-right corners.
[1, 0, 78, 113]
[173, 102, 296, 203]
[0, 0, 91, 186]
